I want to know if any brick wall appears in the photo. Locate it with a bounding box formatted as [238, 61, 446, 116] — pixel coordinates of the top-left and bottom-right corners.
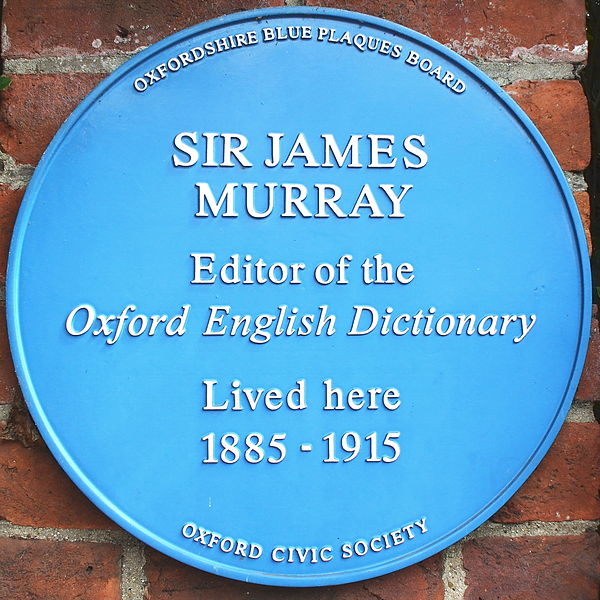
[0, 2, 598, 599]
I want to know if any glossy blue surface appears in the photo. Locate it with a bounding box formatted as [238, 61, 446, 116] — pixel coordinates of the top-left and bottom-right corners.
[7, 8, 590, 587]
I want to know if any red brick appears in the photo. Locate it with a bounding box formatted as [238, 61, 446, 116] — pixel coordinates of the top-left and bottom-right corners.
[2, 0, 284, 59]
[145, 549, 444, 600]
[0, 439, 118, 529]
[0, 538, 121, 600]
[463, 534, 600, 600]
[492, 423, 600, 523]
[0, 311, 19, 405]
[0, 187, 23, 284]
[504, 80, 590, 171]
[0, 74, 105, 165]
[577, 304, 600, 402]
[0, 187, 23, 404]
[573, 191, 592, 256]
[304, 0, 586, 61]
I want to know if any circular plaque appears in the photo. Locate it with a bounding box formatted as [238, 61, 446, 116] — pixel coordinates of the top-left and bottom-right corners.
[7, 8, 590, 587]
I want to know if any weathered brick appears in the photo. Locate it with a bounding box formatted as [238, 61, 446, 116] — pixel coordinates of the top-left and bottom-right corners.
[0, 314, 19, 405]
[0, 439, 118, 529]
[0, 393, 39, 445]
[0, 326, 18, 408]
[0, 187, 23, 284]
[0, 187, 23, 404]
[0, 73, 105, 166]
[492, 423, 600, 523]
[573, 191, 592, 256]
[504, 80, 590, 171]
[304, 0, 586, 61]
[2, 0, 284, 59]
[0, 538, 121, 600]
[463, 534, 600, 600]
[576, 304, 599, 402]
[145, 549, 444, 599]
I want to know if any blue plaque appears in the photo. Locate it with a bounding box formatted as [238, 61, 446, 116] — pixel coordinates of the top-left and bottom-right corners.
[7, 8, 591, 587]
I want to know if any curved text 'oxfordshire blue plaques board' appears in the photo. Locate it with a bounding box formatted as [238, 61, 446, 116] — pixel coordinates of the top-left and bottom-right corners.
[7, 8, 591, 587]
